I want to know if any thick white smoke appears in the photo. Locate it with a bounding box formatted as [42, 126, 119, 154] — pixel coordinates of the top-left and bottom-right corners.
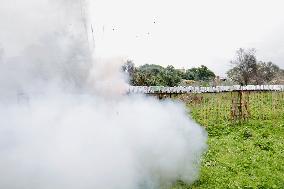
[0, 0, 207, 188]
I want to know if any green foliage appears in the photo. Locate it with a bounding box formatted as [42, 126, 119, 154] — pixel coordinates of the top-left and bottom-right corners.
[130, 64, 170, 86]
[172, 92, 284, 189]
[126, 63, 183, 86]
[184, 65, 215, 81]
[122, 61, 216, 86]
[162, 65, 183, 87]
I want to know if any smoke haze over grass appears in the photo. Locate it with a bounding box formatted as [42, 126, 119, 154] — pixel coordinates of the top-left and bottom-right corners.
[0, 0, 207, 188]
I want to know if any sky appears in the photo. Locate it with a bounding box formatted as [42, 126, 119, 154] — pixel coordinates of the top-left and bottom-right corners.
[89, 0, 284, 76]
[0, 0, 284, 77]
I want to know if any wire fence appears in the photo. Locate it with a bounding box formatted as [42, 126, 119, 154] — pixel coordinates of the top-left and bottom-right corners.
[178, 91, 284, 126]
[128, 85, 284, 125]
[128, 85, 284, 94]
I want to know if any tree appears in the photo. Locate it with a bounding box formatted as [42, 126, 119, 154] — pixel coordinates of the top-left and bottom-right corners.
[196, 65, 216, 81]
[184, 65, 215, 81]
[137, 64, 165, 86]
[227, 48, 284, 85]
[184, 68, 197, 80]
[131, 71, 148, 86]
[276, 70, 284, 84]
[227, 48, 258, 85]
[160, 65, 182, 87]
[127, 64, 165, 86]
[139, 64, 164, 74]
[122, 60, 215, 86]
[256, 61, 280, 84]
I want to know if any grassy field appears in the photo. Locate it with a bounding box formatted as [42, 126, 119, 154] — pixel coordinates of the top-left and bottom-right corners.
[172, 92, 284, 189]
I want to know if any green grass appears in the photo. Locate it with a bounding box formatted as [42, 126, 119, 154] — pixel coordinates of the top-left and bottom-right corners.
[172, 92, 284, 189]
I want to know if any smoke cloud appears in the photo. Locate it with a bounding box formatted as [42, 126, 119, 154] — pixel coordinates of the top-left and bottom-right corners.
[0, 0, 207, 188]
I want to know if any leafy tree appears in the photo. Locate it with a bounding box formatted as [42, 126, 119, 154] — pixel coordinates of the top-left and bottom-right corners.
[131, 71, 147, 86]
[196, 65, 216, 81]
[139, 64, 164, 74]
[160, 65, 182, 87]
[126, 64, 165, 86]
[122, 61, 215, 86]
[184, 65, 215, 81]
[137, 64, 165, 86]
[184, 68, 197, 80]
